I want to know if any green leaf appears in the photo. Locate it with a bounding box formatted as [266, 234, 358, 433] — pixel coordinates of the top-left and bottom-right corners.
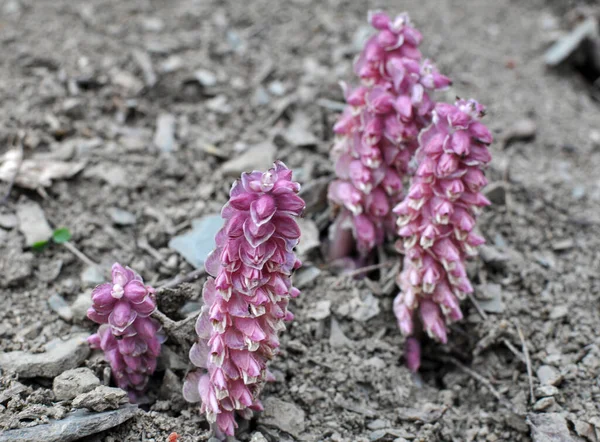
[32, 240, 50, 251]
[52, 228, 72, 244]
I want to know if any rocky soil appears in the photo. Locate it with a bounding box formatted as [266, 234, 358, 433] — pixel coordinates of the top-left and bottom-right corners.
[1, 0, 600, 441]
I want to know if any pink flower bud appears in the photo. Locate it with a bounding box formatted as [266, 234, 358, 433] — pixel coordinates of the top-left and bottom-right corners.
[328, 11, 451, 259]
[395, 99, 492, 369]
[184, 162, 305, 437]
[87, 264, 161, 402]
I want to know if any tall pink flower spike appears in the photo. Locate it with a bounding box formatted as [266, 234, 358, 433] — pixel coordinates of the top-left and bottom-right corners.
[87, 263, 163, 401]
[328, 11, 451, 258]
[183, 161, 305, 438]
[393, 99, 493, 371]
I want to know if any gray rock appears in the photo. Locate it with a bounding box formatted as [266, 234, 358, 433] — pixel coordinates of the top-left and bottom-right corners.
[484, 182, 507, 205]
[296, 219, 320, 257]
[108, 207, 137, 226]
[282, 112, 319, 147]
[329, 317, 353, 349]
[549, 305, 569, 320]
[268, 81, 286, 96]
[537, 365, 563, 386]
[351, 293, 380, 322]
[85, 164, 132, 188]
[250, 432, 269, 442]
[0, 213, 17, 229]
[477, 283, 505, 313]
[299, 176, 329, 214]
[220, 142, 276, 177]
[81, 265, 105, 287]
[367, 419, 390, 430]
[527, 413, 575, 442]
[153, 113, 177, 152]
[48, 293, 73, 321]
[17, 199, 53, 247]
[168, 214, 223, 268]
[502, 119, 537, 147]
[261, 397, 305, 437]
[70, 293, 93, 321]
[53, 368, 100, 401]
[2, 250, 34, 287]
[536, 385, 560, 398]
[0, 333, 90, 378]
[195, 69, 217, 87]
[0, 405, 138, 442]
[206, 95, 232, 114]
[533, 397, 556, 412]
[307, 300, 331, 321]
[294, 266, 321, 289]
[72, 386, 128, 412]
[369, 429, 414, 441]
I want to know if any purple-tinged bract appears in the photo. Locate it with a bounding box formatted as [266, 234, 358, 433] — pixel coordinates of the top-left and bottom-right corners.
[328, 11, 451, 258]
[183, 161, 305, 437]
[87, 263, 162, 401]
[393, 99, 492, 370]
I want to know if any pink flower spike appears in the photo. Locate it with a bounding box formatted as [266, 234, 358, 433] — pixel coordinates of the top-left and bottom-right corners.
[328, 11, 451, 258]
[87, 264, 161, 400]
[394, 98, 493, 368]
[184, 161, 305, 438]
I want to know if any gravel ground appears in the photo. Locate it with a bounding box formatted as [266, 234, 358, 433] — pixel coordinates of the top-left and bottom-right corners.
[1, 0, 600, 441]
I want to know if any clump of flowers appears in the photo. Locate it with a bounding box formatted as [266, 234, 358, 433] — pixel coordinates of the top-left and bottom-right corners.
[328, 11, 451, 258]
[393, 99, 493, 371]
[183, 161, 305, 437]
[87, 263, 162, 401]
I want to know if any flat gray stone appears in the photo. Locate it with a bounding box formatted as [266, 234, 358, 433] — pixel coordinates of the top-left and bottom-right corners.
[261, 397, 306, 437]
[153, 113, 177, 152]
[48, 293, 73, 321]
[108, 207, 137, 226]
[537, 365, 563, 386]
[0, 333, 90, 378]
[72, 386, 128, 412]
[17, 199, 52, 247]
[53, 368, 100, 401]
[81, 265, 105, 287]
[220, 142, 276, 177]
[0, 405, 138, 442]
[168, 214, 223, 269]
[296, 219, 320, 258]
[528, 413, 575, 442]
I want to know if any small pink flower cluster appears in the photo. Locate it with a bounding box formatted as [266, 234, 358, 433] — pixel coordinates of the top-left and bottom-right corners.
[183, 161, 305, 436]
[393, 99, 492, 370]
[328, 11, 451, 257]
[87, 263, 162, 401]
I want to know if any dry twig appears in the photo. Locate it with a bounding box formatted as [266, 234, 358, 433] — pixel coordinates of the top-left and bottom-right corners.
[467, 291, 489, 320]
[62, 241, 101, 269]
[337, 260, 395, 279]
[439, 355, 516, 413]
[517, 324, 535, 404]
[156, 267, 206, 290]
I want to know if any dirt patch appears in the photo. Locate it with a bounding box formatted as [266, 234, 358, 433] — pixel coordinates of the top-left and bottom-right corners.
[1, 0, 600, 440]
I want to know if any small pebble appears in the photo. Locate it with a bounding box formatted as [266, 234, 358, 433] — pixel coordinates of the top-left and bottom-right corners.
[533, 396, 556, 411]
[537, 365, 563, 386]
[108, 208, 137, 226]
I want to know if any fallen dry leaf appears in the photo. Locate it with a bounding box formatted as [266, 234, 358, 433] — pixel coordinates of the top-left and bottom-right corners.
[0, 149, 85, 190]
